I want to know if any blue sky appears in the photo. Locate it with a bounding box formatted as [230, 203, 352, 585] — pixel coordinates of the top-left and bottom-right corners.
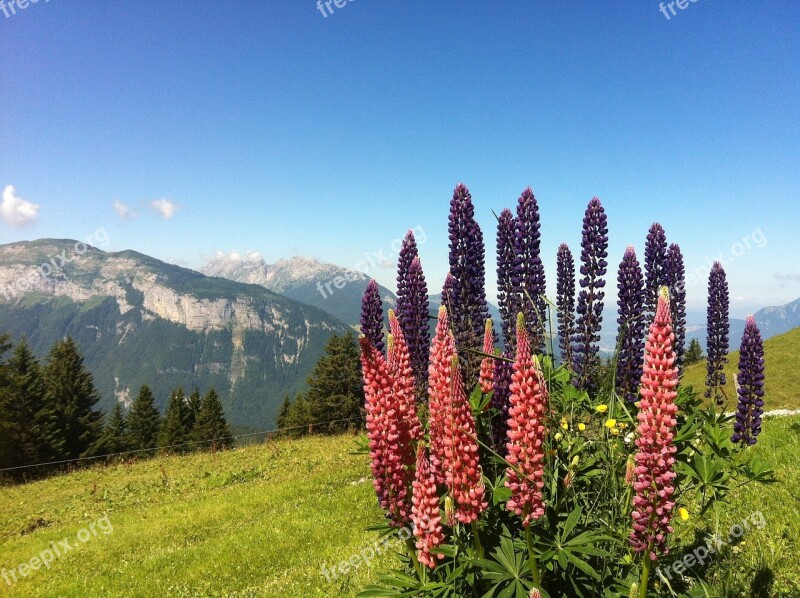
[1, 1, 798, 317]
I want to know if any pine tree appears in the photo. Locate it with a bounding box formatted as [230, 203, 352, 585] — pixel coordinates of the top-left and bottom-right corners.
[90, 403, 130, 456]
[126, 385, 161, 454]
[185, 386, 202, 431]
[305, 332, 364, 434]
[277, 394, 314, 437]
[43, 337, 104, 459]
[0, 334, 13, 469]
[276, 393, 292, 430]
[159, 388, 190, 451]
[193, 388, 232, 449]
[684, 338, 704, 365]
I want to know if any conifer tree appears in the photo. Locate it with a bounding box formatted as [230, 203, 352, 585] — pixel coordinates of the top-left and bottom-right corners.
[43, 337, 103, 459]
[306, 332, 364, 433]
[684, 338, 704, 365]
[159, 388, 190, 451]
[276, 393, 292, 430]
[90, 403, 130, 456]
[193, 388, 232, 449]
[126, 385, 161, 454]
[185, 386, 202, 431]
[0, 337, 60, 469]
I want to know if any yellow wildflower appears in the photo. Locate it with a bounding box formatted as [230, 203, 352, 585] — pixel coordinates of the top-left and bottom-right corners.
[596, 404, 608, 414]
[679, 507, 689, 521]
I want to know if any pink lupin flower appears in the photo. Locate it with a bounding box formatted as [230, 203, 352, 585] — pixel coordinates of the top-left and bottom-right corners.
[411, 445, 445, 569]
[427, 306, 456, 485]
[630, 287, 679, 560]
[505, 313, 548, 526]
[479, 318, 496, 395]
[360, 326, 420, 527]
[441, 355, 488, 524]
[388, 309, 422, 443]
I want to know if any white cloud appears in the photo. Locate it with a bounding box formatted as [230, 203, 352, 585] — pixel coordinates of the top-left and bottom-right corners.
[214, 250, 263, 262]
[1, 185, 39, 228]
[113, 199, 137, 220]
[150, 198, 181, 220]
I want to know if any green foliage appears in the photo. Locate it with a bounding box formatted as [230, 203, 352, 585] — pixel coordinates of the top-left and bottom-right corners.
[126, 385, 161, 453]
[0, 337, 63, 469]
[90, 403, 131, 456]
[43, 336, 104, 459]
[359, 359, 776, 598]
[158, 388, 191, 452]
[277, 332, 364, 436]
[193, 388, 233, 449]
[684, 339, 703, 365]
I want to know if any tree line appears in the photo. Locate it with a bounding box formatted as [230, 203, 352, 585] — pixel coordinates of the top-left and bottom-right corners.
[276, 332, 364, 435]
[0, 334, 232, 480]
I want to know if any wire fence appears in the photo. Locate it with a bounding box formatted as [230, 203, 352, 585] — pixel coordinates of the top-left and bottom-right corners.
[0, 415, 366, 474]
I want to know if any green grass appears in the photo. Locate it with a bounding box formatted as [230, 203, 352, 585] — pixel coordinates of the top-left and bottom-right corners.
[1, 421, 799, 597]
[682, 327, 800, 410]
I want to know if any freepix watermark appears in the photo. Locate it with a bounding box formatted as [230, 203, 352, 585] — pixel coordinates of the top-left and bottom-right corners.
[321, 524, 412, 583]
[0, 0, 51, 20]
[315, 225, 427, 300]
[1, 515, 113, 587]
[658, 0, 702, 21]
[1, 227, 110, 302]
[316, 0, 354, 18]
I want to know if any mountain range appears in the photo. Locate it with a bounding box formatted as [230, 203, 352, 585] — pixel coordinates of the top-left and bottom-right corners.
[0, 240, 350, 429]
[201, 253, 396, 329]
[1, 240, 797, 430]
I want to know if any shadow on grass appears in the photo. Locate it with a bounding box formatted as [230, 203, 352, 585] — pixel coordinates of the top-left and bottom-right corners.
[749, 567, 775, 597]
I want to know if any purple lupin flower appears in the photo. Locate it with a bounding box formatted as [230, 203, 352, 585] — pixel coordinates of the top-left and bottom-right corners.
[556, 243, 576, 368]
[513, 188, 547, 353]
[396, 231, 431, 395]
[361, 279, 384, 353]
[496, 208, 517, 349]
[491, 349, 513, 455]
[731, 316, 765, 447]
[571, 197, 609, 393]
[644, 223, 668, 317]
[615, 246, 646, 403]
[448, 183, 494, 382]
[705, 262, 730, 404]
[666, 243, 687, 367]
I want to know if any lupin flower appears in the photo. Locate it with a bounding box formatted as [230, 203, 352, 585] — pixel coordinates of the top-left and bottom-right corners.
[396, 231, 431, 395]
[491, 349, 513, 454]
[440, 354, 488, 524]
[359, 316, 421, 527]
[705, 262, 730, 404]
[388, 310, 423, 443]
[427, 306, 456, 485]
[665, 243, 687, 367]
[630, 287, 679, 560]
[360, 279, 384, 353]
[411, 445, 445, 569]
[731, 316, 765, 447]
[497, 208, 518, 348]
[571, 197, 609, 393]
[479, 318, 495, 394]
[556, 243, 576, 368]
[514, 187, 547, 353]
[505, 313, 548, 526]
[615, 246, 646, 403]
[643, 223, 668, 317]
[448, 183, 494, 382]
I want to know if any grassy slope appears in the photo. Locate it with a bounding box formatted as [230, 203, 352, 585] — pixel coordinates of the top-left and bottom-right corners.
[1, 421, 799, 597]
[682, 326, 800, 410]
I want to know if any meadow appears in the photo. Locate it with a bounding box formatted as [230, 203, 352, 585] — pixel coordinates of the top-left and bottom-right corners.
[1, 416, 798, 597]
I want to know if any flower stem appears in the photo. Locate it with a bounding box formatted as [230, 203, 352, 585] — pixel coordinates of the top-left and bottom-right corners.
[405, 537, 423, 580]
[524, 525, 541, 586]
[639, 557, 651, 598]
[471, 520, 484, 558]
